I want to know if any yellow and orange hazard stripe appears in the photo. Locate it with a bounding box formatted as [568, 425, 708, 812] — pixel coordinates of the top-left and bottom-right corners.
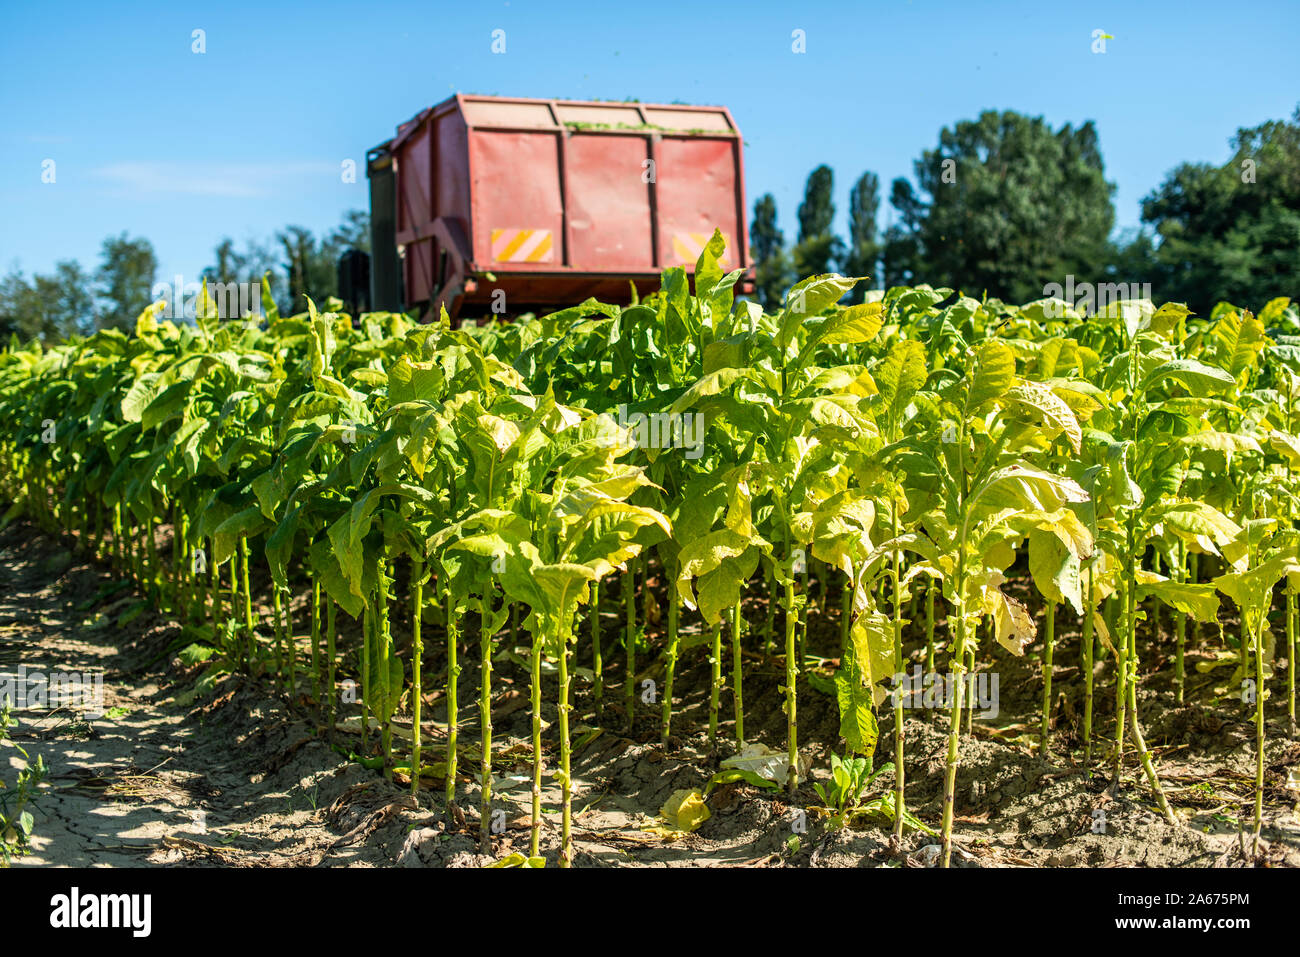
[491, 228, 555, 263]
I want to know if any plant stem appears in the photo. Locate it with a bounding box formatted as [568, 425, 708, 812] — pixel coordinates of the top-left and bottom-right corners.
[925, 578, 936, 673]
[965, 638, 976, 738]
[325, 599, 337, 746]
[890, 513, 905, 841]
[377, 566, 392, 779]
[840, 573, 852, 649]
[558, 624, 573, 868]
[145, 516, 159, 600]
[1040, 602, 1055, 752]
[798, 561, 809, 669]
[662, 588, 679, 748]
[940, 553, 967, 868]
[282, 587, 294, 691]
[591, 579, 602, 716]
[479, 591, 494, 849]
[731, 599, 745, 746]
[1113, 577, 1128, 786]
[1289, 589, 1297, 732]
[1173, 542, 1186, 704]
[410, 562, 423, 797]
[360, 605, 371, 753]
[764, 560, 776, 658]
[708, 621, 722, 746]
[624, 558, 637, 732]
[1124, 569, 1176, 825]
[529, 626, 543, 858]
[273, 584, 285, 684]
[1252, 617, 1265, 854]
[445, 591, 459, 814]
[310, 577, 321, 704]
[1082, 567, 1095, 779]
[240, 537, 254, 668]
[784, 574, 798, 795]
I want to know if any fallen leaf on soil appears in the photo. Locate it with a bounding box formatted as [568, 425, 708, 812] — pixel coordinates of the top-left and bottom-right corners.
[720, 742, 810, 783]
[485, 852, 545, 868]
[640, 789, 710, 839]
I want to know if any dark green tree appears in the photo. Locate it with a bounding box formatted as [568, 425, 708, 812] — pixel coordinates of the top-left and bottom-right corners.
[202, 237, 282, 316]
[1137, 106, 1300, 313]
[750, 193, 791, 309]
[95, 234, 158, 331]
[843, 171, 881, 301]
[276, 210, 370, 314]
[329, 209, 371, 254]
[792, 165, 843, 278]
[881, 179, 924, 289]
[890, 111, 1115, 302]
[0, 269, 39, 342]
[0, 262, 95, 342]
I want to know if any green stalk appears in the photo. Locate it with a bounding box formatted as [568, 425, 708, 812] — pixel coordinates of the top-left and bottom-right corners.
[1252, 615, 1265, 854]
[964, 639, 976, 739]
[1082, 566, 1095, 779]
[360, 605, 371, 752]
[890, 513, 906, 841]
[624, 558, 637, 732]
[1239, 613, 1251, 689]
[410, 563, 423, 796]
[190, 533, 205, 624]
[1113, 577, 1128, 785]
[1040, 602, 1055, 752]
[172, 508, 185, 613]
[797, 561, 810, 670]
[479, 590, 494, 849]
[325, 599, 337, 746]
[310, 577, 322, 703]
[1173, 532, 1187, 704]
[839, 573, 852, 649]
[529, 626, 543, 857]
[764, 560, 776, 657]
[273, 584, 285, 683]
[731, 599, 745, 746]
[940, 551, 967, 868]
[662, 589, 679, 747]
[708, 620, 722, 746]
[558, 624, 573, 868]
[591, 580, 602, 716]
[210, 555, 221, 633]
[285, 584, 296, 694]
[1174, 611, 1186, 705]
[924, 577, 936, 673]
[130, 516, 139, 582]
[1124, 562, 1176, 825]
[784, 573, 798, 795]
[377, 567, 392, 779]
[145, 517, 159, 600]
[112, 502, 123, 570]
[1190, 553, 1202, 647]
[445, 591, 459, 814]
[1288, 589, 1297, 732]
[240, 537, 254, 667]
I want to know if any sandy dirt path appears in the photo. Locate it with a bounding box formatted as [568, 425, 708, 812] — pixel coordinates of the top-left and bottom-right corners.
[4, 520, 1298, 869]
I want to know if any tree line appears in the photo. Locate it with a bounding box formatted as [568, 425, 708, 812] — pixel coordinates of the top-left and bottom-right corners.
[751, 105, 1300, 315]
[0, 212, 369, 342]
[4, 103, 1296, 343]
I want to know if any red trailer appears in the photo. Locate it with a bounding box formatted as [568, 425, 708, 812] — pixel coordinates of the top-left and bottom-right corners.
[366, 94, 752, 321]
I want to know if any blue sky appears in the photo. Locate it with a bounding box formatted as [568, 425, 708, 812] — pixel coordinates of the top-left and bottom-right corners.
[2, 0, 1297, 285]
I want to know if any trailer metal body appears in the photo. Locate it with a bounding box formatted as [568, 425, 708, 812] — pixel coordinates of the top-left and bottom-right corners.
[367, 94, 751, 320]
